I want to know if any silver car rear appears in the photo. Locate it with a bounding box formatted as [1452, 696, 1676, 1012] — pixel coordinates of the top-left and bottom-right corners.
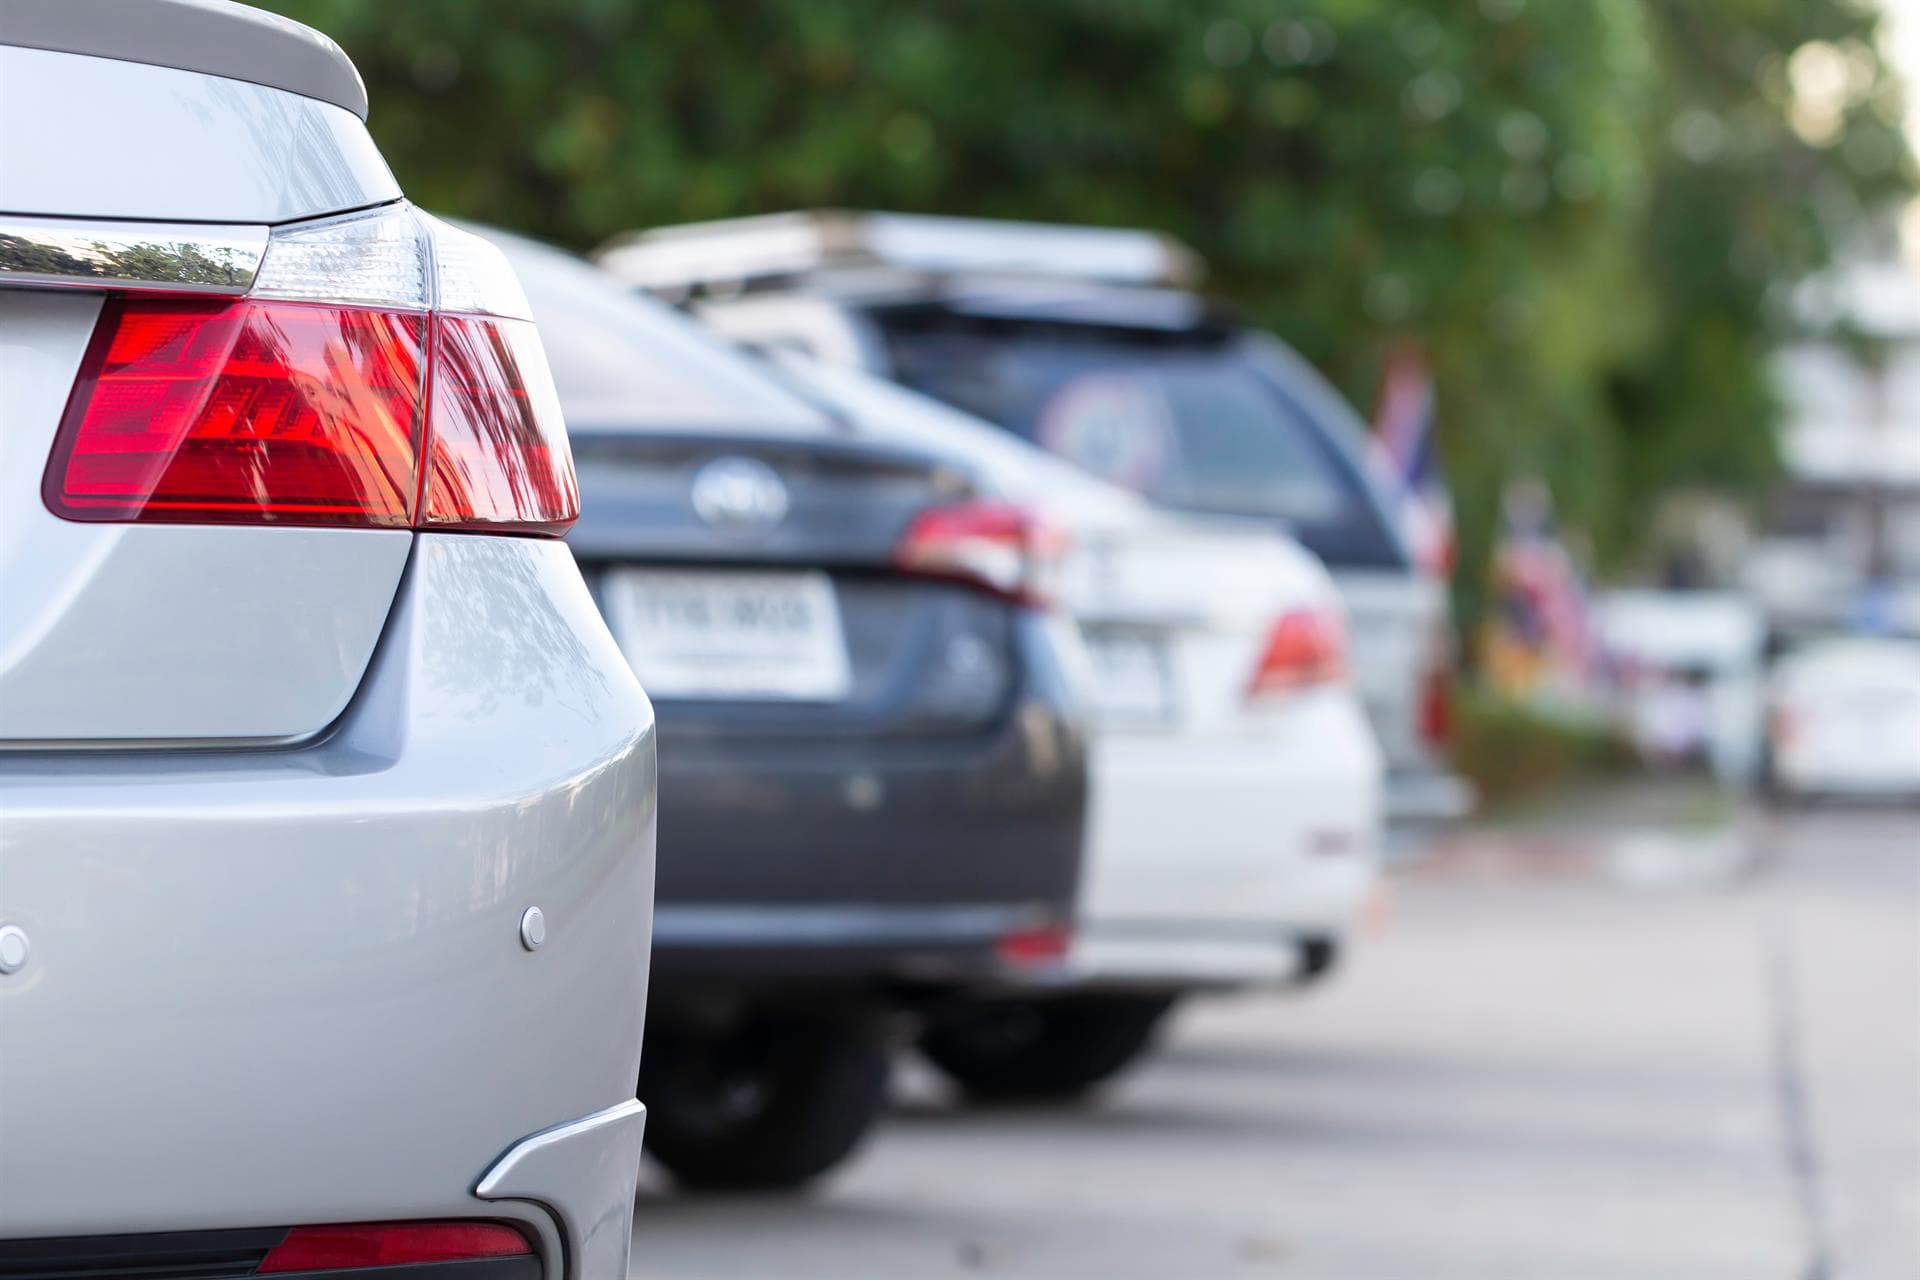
[0, 6, 654, 1278]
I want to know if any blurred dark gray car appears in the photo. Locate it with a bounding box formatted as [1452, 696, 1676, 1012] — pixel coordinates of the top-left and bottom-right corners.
[480, 227, 1088, 1190]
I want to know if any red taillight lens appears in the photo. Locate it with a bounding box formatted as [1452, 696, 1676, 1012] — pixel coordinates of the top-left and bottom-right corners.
[46, 299, 577, 536]
[1419, 662, 1454, 747]
[1247, 608, 1347, 697]
[1771, 706, 1801, 749]
[257, 1222, 531, 1274]
[894, 501, 1065, 607]
[422, 314, 578, 536]
[47, 298, 425, 526]
[996, 921, 1073, 968]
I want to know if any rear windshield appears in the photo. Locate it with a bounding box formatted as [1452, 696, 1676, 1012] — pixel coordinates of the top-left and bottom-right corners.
[873, 313, 1404, 567]
[493, 231, 831, 434]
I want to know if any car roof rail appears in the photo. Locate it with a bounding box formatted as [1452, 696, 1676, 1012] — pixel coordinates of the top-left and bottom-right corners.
[594, 210, 1206, 300]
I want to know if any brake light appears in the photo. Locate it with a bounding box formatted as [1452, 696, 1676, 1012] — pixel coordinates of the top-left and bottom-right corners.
[48, 299, 425, 525]
[1420, 662, 1454, 747]
[1771, 705, 1802, 749]
[894, 500, 1065, 607]
[422, 313, 576, 534]
[1418, 608, 1458, 749]
[257, 1222, 531, 1274]
[1247, 607, 1346, 697]
[42, 205, 577, 537]
[996, 921, 1073, 968]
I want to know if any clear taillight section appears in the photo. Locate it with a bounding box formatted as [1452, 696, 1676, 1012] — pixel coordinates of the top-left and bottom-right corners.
[1247, 607, 1348, 698]
[43, 204, 577, 537]
[893, 500, 1066, 608]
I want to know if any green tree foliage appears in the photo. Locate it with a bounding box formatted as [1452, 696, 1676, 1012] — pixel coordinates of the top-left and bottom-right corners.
[270, 0, 1910, 605]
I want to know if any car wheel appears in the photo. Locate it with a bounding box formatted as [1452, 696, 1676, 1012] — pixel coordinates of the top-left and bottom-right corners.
[641, 1013, 890, 1192]
[919, 994, 1178, 1102]
[1296, 936, 1341, 985]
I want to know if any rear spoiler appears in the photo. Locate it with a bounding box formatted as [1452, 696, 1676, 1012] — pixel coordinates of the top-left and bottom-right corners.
[0, 0, 367, 118]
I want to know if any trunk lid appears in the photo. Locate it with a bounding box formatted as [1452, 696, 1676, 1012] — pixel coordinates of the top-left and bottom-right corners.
[0, 40, 410, 744]
[1063, 509, 1339, 737]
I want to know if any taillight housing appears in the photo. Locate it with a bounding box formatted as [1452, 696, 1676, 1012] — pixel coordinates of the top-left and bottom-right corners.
[1418, 608, 1459, 750]
[1770, 705, 1802, 750]
[43, 205, 577, 537]
[894, 500, 1066, 608]
[1419, 662, 1455, 748]
[1247, 607, 1347, 698]
[995, 920, 1074, 970]
[256, 1222, 533, 1274]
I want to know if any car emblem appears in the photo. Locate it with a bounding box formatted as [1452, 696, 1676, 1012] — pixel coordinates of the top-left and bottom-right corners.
[691, 455, 790, 538]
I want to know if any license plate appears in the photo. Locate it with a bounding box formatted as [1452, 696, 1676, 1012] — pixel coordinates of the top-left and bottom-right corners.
[602, 568, 851, 700]
[1083, 628, 1177, 723]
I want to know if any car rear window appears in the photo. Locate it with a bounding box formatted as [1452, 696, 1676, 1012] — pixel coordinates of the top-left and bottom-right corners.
[494, 231, 832, 434]
[874, 312, 1405, 568]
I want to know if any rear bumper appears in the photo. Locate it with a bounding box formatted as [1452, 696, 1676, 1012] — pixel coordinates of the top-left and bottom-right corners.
[649, 904, 1058, 985]
[1772, 764, 1920, 798]
[649, 617, 1087, 988]
[0, 537, 657, 1279]
[1773, 739, 1920, 797]
[1384, 766, 1476, 825]
[1066, 687, 1381, 990]
[1067, 923, 1317, 990]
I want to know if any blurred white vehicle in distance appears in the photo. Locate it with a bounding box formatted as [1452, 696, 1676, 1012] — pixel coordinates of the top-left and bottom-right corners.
[770, 352, 1383, 1100]
[1767, 635, 1920, 801]
[1595, 589, 1767, 783]
[597, 209, 1469, 827]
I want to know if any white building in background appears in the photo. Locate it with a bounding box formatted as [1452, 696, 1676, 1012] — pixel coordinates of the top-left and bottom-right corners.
[1756, 256, 1920, 635]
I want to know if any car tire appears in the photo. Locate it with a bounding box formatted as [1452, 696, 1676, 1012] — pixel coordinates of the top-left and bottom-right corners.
[641, 1013, 890, 1192]
[919, 994, 1178, 1103]
[1296, 936, 1341, 985]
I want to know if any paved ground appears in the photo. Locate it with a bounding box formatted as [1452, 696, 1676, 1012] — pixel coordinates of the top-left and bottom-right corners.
[630, 792, 1919, 1279]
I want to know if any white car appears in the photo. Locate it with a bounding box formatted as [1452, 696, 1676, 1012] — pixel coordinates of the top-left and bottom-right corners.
[771, 354, 1383, 1099]
[1768, 636, 1920, 800]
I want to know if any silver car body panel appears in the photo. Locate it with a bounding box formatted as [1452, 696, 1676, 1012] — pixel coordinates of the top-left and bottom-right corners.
[0, 287, 411, 744]
[0, 535, 657, 1252]
[0, 45, 397, 223]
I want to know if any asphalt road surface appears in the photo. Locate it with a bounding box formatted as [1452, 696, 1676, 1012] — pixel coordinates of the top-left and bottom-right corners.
[630, 792, 1919, 1279]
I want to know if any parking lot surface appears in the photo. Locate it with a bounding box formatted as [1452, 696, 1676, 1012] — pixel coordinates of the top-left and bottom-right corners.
[630, 797, 1919, 1279]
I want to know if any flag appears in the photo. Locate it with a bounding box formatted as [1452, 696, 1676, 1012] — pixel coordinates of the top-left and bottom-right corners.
[1368, 342, 1455, 577]
[1486, 478, 1600, 699]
